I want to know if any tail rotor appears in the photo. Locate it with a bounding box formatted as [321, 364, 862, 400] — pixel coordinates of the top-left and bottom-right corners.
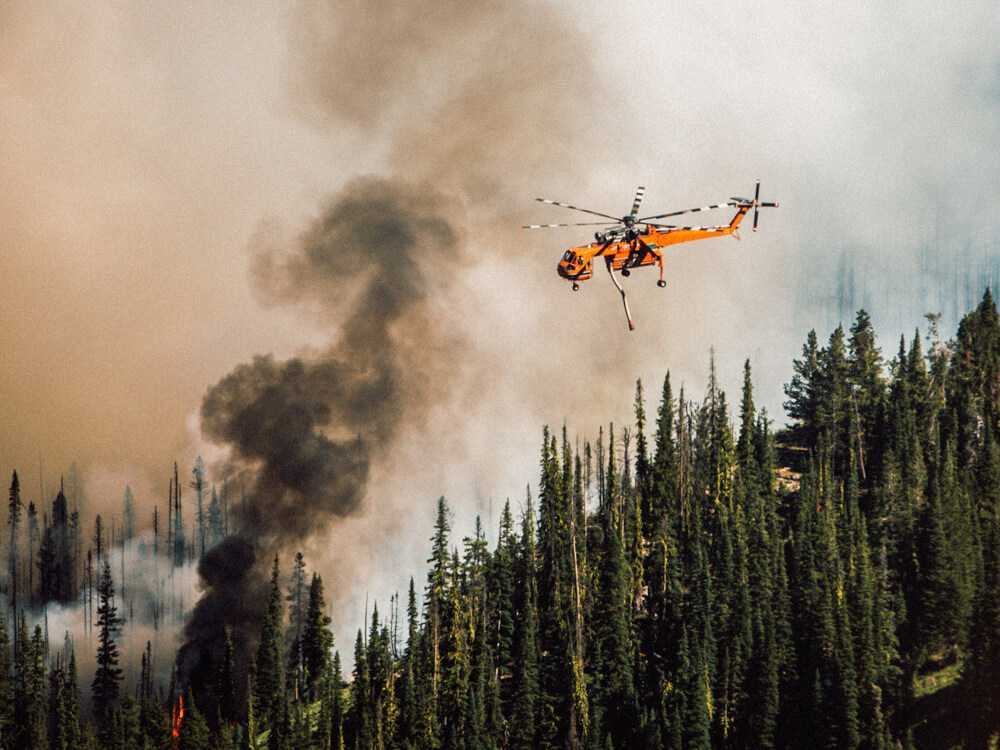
[752, 179, 778, 231]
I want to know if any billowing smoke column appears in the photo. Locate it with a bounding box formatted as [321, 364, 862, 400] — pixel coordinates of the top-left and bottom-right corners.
[176, 179, 461, 702]
[176, 0, 605, 710]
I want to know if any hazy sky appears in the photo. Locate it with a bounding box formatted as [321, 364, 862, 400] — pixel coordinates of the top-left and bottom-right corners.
[3, 0, 1000, 630]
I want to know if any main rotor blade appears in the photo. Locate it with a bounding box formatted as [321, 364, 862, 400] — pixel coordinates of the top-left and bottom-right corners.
[641, 222, 678, 229]
[637, 202, 735, 222]
[534, 197, 620, 221]
[629, 186, 645, 217]
[521, 222, 618, 228]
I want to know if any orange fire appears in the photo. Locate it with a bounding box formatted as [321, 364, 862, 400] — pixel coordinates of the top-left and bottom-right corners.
[172, 695, 184, 739]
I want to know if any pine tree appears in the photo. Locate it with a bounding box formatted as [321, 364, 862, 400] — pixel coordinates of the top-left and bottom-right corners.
[7, 472, 22, 614]
[439, 559, 470, 750]
[536, 428, 584, 748]
[784, 329, 822, 447]
[395, 579, 419, 749]
[592, 428, 638, 747]
[219, 629, 238, 727]
[286, 552, 308, 697]
[651, 373, 678, 534]
[191, 457, 206, 557]
[92, 560, 123, 721]
[488, 501, 517, 714]
[27, 501, 39, 606]
[509, 494, 540, 750]
[207, 487, 224, 549]
[14, 621, 48, 749]
[177, 688, 211, 750]
[123, 485, 136, 544]
[329, 652, 345, 750]
[0, 610, 14, 746]
[302, 573, 333, 703]
[349, 629, 371, 750]
[256, 556, 285, 739]
[848, 309, 887, 484]
[67, 650, 84, 749]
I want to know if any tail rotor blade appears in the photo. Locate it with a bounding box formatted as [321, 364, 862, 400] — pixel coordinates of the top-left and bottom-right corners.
[753, 179, 761, 231]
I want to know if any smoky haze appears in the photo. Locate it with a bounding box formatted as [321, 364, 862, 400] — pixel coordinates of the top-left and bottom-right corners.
[4, 0, 1000, 688]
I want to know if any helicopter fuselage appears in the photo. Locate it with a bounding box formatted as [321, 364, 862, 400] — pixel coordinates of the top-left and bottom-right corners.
[557, 203, 751, 283]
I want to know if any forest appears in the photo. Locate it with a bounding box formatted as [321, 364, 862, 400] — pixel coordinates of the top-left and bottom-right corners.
[4, 292, 1000, 749]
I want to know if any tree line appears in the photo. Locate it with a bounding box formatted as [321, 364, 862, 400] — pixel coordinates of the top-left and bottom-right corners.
[5, 293, 1000, 747]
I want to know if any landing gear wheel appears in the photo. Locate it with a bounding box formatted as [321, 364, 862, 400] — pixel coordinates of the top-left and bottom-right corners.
[621, 269, 630, 277]
[572, 283, 579, 291]
[657, 279, 666, 288]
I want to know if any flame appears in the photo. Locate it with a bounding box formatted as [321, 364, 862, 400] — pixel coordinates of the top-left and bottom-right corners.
[172, 695, 184, 739]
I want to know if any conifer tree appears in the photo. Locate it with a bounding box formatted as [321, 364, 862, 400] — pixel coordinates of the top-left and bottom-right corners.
[123, 485, 136, 544]
[92, 560, 123, 721]
[0, 611, 13, 746]
[7, 472, 21, 614]
[302, 573, 333, 703]
[785, 329, 822, 447]
[536, 428, 585, 748]
[27, 501, 39, 606]
[329, 652, 345, 750]
[52, 648, 82, 750]
[651, 373, 678, 530]
[256, 556, 285, 739]
[394, 579, 419, 749]
[848, 309, 887, 483]
[592, 428, 638, 747]
[15, 620, 48, 749]
[349, 629, 371, 750]
[488, 501, 517, 713]
[286, 552, 308, 698]
[439, 561, 469, 750]
[191, 458, 206, 558]
[177, 688, 211, 750]
[509, 494, 539, 750]
[219, 629, 238, 727]
[427, 496, 451, 699]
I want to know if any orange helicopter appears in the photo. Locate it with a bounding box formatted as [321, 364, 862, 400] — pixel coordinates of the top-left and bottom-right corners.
[523, 181, 778, 329]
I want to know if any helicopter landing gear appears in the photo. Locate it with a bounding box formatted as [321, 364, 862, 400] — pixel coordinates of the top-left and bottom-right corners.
[621, 268, 630, 277]
[657, 279, 666, 288]
[572, 282, 579, 291]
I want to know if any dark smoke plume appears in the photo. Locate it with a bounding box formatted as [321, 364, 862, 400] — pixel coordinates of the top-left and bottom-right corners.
[178, 0, 606, 707]
[178, 179, 461, 694]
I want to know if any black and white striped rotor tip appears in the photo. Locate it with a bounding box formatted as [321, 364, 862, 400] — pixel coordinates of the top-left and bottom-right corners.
[629, 186, 646, 218]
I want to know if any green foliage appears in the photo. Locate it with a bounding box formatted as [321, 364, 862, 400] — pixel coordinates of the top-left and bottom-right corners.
[92, 561, 123, 721]
[256, 556, 285, 740]
[9, 295, 1000, 748]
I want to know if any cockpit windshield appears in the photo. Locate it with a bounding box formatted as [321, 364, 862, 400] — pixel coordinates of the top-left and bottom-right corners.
[562, 251, 577, 264]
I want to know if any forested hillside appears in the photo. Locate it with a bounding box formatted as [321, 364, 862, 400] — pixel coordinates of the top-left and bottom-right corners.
[4, 293, 1000, 749]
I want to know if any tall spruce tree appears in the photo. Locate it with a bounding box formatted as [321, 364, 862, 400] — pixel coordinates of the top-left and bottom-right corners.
[256, 556, 285, 739]
[0, 610, 13, 746]
[92, 560, 123, 721]
[302, 573, 333, 703]
[509, 493, 540, 750]
[7, 472, 21, 614]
